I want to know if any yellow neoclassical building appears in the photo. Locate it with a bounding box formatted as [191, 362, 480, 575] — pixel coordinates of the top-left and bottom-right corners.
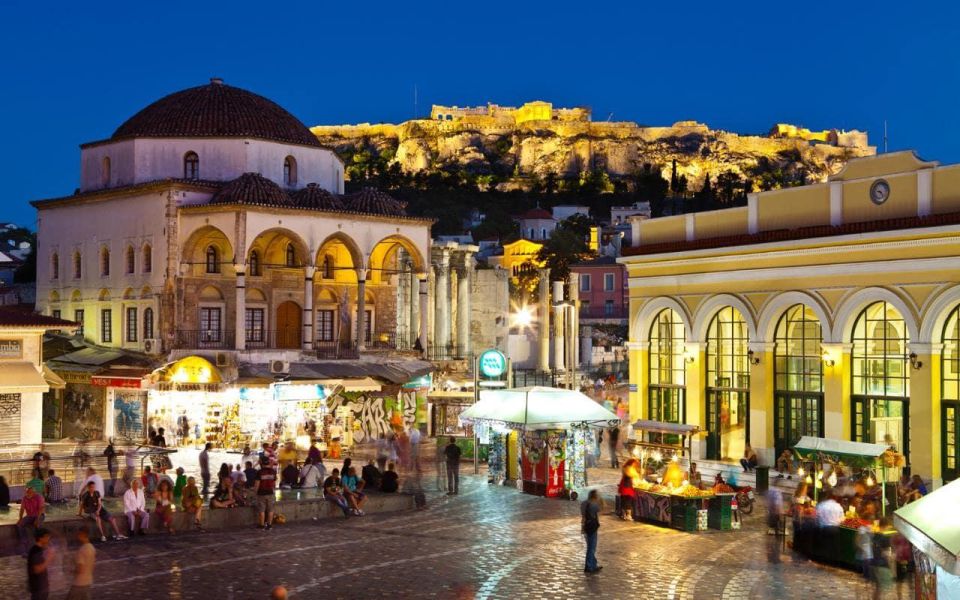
[620, 151, 960, 485]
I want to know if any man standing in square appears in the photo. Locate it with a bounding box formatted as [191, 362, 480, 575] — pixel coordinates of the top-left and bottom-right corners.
[444, 438, 462, 495]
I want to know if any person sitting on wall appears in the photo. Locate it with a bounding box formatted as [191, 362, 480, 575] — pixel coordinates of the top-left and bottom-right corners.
[341, 466, 366, 515]
[775, 450, 795, 479]
[323, 469, 353, 516]
[280, 461, 300, 489]
[740, 444, 759, 473]
[43, 469, 65, 504]
[210, 477, 237, 509]
[380, 463, 399, 493]
[361, 460, 381, 489]
[298, 457, 323, 489]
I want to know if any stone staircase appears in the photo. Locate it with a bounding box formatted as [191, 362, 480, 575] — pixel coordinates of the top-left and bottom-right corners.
[686, 458, 799, 495]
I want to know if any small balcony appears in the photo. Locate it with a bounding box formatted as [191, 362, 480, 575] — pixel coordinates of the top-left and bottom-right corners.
[174, 329, 237, 350]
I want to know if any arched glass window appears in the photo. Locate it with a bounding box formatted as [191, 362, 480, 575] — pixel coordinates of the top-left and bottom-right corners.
[73, 252, 82, 278]
[142, 244, 152, 273]
[100, 247, 110, 276]
[283, 156, 297, 186]
[773, 304, 824, 456]
[942, 306, 960, 480]
[143, 307, 154, 339]
[51, 253, 59, 280]
[322, 255, 334, 279]
[705, 306, 750, 461]
[183, 151, 199, 180]
[648, 309, 686, 426]
[285, 243, 296, 267]
[205, 246, 220, 273]
[101, 156, 111, 187]
[249, 250, 261, 276]
[126, 245, 136, 274]
[851, 301, 910, 457]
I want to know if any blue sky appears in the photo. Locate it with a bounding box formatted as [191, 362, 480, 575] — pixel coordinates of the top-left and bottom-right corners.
[3, 0, 958, 227]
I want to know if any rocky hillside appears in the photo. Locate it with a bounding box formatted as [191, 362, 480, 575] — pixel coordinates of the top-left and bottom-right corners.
[311, 117, 875, 192]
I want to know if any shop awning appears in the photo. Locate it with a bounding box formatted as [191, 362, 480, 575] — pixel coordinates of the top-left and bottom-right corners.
[42, 364, 66, 390]
[0, 361, 48, 392]
[631, 419, 700, 436]
[460, 386, 619, 430]
[793, 436, 888, 464]
[894, 478, 960, 576]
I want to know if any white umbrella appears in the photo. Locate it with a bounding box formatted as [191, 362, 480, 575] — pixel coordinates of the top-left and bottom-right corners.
[460, 386, 619, 430]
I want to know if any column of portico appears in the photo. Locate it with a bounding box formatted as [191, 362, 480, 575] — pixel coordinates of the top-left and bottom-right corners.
[234, 265, 246, 350]
[418, 276, 429, 352]
[408, 267, 420, 348]
[457, 266, 471, 355]
[302, 266, 315, 352]
[355, 268, 368, 351]
[538, 269, 551, 372]
[820, 343, 850, 441]
[748, 341, 776, 466]
[434, 254, 451, 351]
[553, 281, 566, 372]
[909, 342, 940, 484]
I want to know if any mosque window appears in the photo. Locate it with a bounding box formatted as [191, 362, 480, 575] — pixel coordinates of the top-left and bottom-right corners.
[51, 253, 59, 280]
[100, 247, 110, 277]
[142, 244, 152, 273]
[249, 250, 261, 276]
[126, 245, 136, 274]
[284, 156, 297, 186]
[184, 151, 199, 180]
[102, 156, 111, 187]
[206, 246, 220, 273]
[285, 243, 296, 267]
[73, 252, 82, 279]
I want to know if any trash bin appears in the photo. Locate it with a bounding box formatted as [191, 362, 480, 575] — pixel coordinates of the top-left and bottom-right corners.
[755, 465, 769, 494]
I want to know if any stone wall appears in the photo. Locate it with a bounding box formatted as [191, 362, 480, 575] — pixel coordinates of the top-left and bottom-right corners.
[470, 269, 509, 354]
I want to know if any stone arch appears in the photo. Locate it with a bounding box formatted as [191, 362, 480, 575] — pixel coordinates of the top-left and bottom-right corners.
[757, 291, 833, 343]
[98, 289, 111, 301]
[140, 286, 152, 299]
[691, 294, 758, 343]
[248, 227, 310, 269]
[122, 287, 136, 300]
[246, 288, 267, 302]
[920, 284, 960, 344]
[180, 225, 234, 267]
[49, 290, 60, 303]
[316, 232, 364, 283]
[70, 290, 82, 302]
[199, 285, 224, 301]
[316, 288, 338, 304]
[633, 296, 693, 343]
[832, 287, 919, 343]
[368, 234, 426, 285]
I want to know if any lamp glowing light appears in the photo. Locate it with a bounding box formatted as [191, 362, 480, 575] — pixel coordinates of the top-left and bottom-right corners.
[632, 447, 641, 458]
[512, 306, 534, 328]
[797, 467, 805, 477]
[805, 475, 813, 484]
[865, 476, 874, 487]
[651, 451, 662, 463]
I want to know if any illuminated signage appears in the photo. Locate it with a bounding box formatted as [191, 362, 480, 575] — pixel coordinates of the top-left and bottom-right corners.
[478, 349, 507, 379]
[91, 376, 142, 389]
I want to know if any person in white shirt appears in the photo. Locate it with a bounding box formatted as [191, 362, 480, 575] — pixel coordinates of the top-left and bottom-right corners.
[298, 457, 323, 488]
[230, 464, 246, 486]
[815, 495, 844, 529]
[123, 479, 150, 535]
[82, 467, 105, 498]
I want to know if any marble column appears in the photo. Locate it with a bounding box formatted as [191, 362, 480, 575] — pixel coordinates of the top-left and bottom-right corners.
[567, 273, 580, 367]
[302, 266, 315, 352]
[234, 265, 246, 350]
[355, 269, 367, 351]
[552, 280, 565, 371]
[457, 266, 471, 356]
[434, 256, 451, 351]
[538, 268, 551, 372]
[418, 276, 429, 352]
[408, 268, 419, 348]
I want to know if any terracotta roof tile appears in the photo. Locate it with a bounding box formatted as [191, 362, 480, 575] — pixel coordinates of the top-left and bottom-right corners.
[291, 183, 345, 211]
[210, 173, 292, 207]
[107, 79, 323, 148]
[0, 307, 78, 328]
[518, 208, 554, 220]
[343, 187, 408, 216]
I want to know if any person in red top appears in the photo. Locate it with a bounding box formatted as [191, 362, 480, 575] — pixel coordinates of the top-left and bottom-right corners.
[617, 458, 640, 521]
[17, 486, 45, 556]
[256, 457, 277, 530]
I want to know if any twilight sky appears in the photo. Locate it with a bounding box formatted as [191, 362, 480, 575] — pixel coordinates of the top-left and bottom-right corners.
[2, 0, 958, 227]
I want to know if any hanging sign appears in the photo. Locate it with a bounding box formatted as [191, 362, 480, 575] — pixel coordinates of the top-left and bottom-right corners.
[478, 349, 506, 379]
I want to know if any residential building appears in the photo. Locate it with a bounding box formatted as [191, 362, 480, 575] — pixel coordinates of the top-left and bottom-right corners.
[572, 256, 628, 322]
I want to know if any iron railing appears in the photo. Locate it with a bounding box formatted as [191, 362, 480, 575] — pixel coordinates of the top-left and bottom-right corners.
[315, 340, 360, 359]
[174, 329, 236, 350]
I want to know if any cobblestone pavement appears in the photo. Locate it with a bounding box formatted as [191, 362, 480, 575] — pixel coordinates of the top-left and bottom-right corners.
[0, 472, 908, 600]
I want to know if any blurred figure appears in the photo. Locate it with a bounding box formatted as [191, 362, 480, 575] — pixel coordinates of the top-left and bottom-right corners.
[766, 486, 784, 563]
[580, 489, 603, 573]
[66, 528, 95, 600]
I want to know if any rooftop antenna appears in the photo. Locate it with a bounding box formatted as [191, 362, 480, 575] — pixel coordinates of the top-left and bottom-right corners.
[883, 120, 888, 153]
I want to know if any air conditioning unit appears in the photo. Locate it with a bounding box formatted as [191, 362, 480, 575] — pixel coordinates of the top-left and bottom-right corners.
[143, 339, 160, 354]
[270, 360, 290, 374]
[216, 352, 232, 367]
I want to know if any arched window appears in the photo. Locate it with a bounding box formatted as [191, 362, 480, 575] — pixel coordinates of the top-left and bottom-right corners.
[851, 301, 909, 457]
[249, 250, 261, 276]
[101, 156, 111, 187]
[73, 251, 82, 279]
[322, 255, 334, 279]
[143, 307, 154, 339]
[648, 309, 686, 426]
[100, 247, 110, 276]
[943, 305, 960, 480]
[283, 156, 297, 186]
[205, 246, 220, 273]
[773, 304, 824, 456]
[183, 151, 199, 180]
[142, 244, 152, 273]
[125, 245, 136, 274]
[285, 243, 296, 267]
[51, 253, 59, 280]
[705, 306, 750, 461]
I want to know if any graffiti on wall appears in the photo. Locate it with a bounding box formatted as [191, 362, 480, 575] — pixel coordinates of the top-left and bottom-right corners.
[113, 390, 147, 441]
[62, 384, 106, 440]
[326, 389, 421, 443]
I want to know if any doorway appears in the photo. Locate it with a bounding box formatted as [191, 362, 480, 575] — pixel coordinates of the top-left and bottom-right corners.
[276, 301, 302, 349]
[774, 393, 823, 458]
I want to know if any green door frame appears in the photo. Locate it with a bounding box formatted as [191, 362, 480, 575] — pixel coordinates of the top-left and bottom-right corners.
[943, 401, 960, 482]
[851, 395, 910, 464]
[774, 392, 824, 458]
[705, 388, 749, 460]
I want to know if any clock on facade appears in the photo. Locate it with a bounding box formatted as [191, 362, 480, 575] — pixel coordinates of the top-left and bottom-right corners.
[870, 179, 890, 205]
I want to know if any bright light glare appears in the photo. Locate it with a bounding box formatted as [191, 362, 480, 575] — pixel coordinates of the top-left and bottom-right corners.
[512, 306, 534, 328]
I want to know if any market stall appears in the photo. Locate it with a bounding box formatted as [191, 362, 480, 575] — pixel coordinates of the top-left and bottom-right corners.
[894, 478, 960, 599]
[790, 436, 898, 569]
[460, 386, 618, 500]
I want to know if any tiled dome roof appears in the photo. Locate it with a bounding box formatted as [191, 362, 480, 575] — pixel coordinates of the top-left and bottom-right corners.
[210, 173, 292, 207]
[291, 183, 345, 211]
[343, 187, 407, 216]
[111, 79, 322, 147]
